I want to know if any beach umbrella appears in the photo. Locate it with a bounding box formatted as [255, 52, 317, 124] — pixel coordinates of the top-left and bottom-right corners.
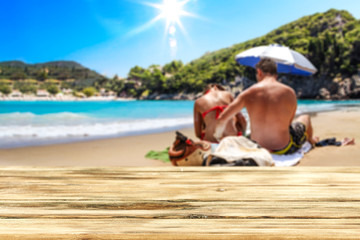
[235, 44, 317, 76]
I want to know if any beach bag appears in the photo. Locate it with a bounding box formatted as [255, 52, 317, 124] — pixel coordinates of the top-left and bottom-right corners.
[206, 136, 275, 167]
[168, 131, 211, 166]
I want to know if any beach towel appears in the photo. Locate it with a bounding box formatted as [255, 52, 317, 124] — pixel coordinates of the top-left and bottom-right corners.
[207, 136, 275, 166]
[145, 147, 170, 163]
[271, 141, 312, 166]
[315, 138, 342, 147]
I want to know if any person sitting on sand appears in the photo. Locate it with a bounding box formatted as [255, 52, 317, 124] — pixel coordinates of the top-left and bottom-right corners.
[214, 58, 354, 154]
[194, 84, 247, 143]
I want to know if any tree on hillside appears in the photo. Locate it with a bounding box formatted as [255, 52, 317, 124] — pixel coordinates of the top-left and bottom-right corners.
[163, 60, 183, 74]
[82, 87, 97, 97]
[94, 76, 109, 89]
[47, 85, 60, 95]
[106, 77, 125, 96]
[128, 66, 146, 80]
[0, 85, 12, 95]
[10, 72, 26, 80]
[36, 70, 48, 81]
[149, 68, 166, 93]
[57, 72, 71, 80]
[60, 79, 75, 89]
[14, 82, 37, 94]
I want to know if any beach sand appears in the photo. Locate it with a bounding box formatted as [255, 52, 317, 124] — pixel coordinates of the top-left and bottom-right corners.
[299, 110, 359, 166]
[0, 110, 359, 167]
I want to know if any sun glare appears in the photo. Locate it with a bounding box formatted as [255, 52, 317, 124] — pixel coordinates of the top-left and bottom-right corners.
[158, 0, 186, 24]
[130, 0, 198, 56]
[147, 0, 193, 32]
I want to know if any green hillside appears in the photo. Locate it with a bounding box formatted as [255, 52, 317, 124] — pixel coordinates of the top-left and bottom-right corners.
[123, 9, 360, 98]
[0, 61, 107, 89]
[170, 9, 359, 90]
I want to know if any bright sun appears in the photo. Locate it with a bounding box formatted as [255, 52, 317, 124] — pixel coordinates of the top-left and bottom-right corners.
[138, 0, 194, 33]
[130, 0, 198, 54]
[156, 0, 187, 25]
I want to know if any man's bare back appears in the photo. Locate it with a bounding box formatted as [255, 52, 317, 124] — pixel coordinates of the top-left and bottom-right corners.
[214, 58, 301, 152]
[241, 77, 297, 150]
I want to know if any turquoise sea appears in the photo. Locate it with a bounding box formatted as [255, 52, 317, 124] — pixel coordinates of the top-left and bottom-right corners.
[0, 100, 359, 148]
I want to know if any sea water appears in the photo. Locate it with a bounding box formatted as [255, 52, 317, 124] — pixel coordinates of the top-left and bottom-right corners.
[0, 99, 359, 148]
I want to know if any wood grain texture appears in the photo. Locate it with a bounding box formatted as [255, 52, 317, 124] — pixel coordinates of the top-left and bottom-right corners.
[0, 167, 359, 239]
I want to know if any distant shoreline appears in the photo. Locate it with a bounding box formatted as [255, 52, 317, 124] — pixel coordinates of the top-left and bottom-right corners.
[1, 95, 360, 102]
[2, 96, 360, 102]
[0, 96, 135, 101]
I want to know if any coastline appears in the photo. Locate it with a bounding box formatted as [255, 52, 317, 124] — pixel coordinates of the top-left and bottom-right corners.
[0, 109, 359, 167]
[0, 95, 135, 101]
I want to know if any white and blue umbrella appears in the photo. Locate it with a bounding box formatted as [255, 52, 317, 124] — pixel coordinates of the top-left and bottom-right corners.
[235, 44, 317, 76]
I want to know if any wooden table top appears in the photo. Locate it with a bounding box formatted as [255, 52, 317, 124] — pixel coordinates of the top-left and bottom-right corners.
[0, 167, 359, 239]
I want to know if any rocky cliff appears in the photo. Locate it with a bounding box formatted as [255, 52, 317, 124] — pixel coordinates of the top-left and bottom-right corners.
[279, 73, 360, 99]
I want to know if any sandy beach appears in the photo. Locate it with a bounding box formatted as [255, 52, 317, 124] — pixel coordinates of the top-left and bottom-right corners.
[0, 110, 359, 167]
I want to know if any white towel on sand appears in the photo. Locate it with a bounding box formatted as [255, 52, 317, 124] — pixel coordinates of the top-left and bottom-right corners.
[210, 139, 312, 167]
[271, 141, 312, 167]
[211, 136, 274, 166]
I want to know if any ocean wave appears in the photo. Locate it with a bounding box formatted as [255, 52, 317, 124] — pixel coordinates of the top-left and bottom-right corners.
[0, 117, 193, 148]
[0, 112, 94, 126]
[296, 101, 360, 115]
[296, 104, 336, 115]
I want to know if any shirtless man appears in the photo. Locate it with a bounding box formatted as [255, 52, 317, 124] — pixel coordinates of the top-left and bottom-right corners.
[194, 84, 247, 143]
[214, 58, 318, 154]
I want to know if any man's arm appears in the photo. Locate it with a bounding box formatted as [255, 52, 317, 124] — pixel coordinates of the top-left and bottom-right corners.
[288, 88, 298, 125]
[193, 102, 203, 139]
[235, 112, 247, 135]
[214, 92, 246, 141]
[229, 93, 247, 135]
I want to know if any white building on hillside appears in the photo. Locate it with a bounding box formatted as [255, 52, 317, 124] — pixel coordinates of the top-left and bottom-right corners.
[36, 90, 50, 97]
[10, 90, 22, 98]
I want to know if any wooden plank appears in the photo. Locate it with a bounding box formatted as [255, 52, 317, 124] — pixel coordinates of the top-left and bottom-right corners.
[0, 167, 359, 239]
[0, 219, 359, 239]
[0, 201, 359, 219]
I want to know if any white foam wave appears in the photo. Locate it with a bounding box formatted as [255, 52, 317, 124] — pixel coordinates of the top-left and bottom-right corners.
[0, 112, 91, 126]
[296, 103, 340, 115]
[0, 117, 193, 148]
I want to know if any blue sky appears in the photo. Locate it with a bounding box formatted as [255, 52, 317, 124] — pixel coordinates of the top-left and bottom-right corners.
[1, 0, 359, 78]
